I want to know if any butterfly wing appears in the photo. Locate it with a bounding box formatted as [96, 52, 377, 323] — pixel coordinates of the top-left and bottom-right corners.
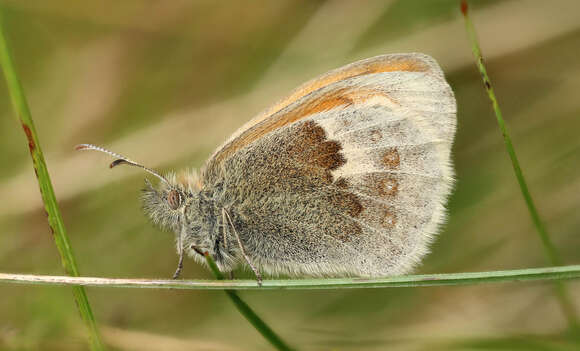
[202, 54, 456, 277]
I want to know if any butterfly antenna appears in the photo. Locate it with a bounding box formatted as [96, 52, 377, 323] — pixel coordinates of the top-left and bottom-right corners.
[75, 143, 169, 185]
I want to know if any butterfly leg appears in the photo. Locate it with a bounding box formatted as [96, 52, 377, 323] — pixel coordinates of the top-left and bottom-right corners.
[222, 208, 228, 250]
[172, 218, 187, 279]
[223, 207, 263, 286]
[172, 253, 184, 280]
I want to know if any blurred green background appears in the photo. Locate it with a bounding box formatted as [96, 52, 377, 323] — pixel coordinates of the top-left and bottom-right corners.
[1, 0, 580, 350]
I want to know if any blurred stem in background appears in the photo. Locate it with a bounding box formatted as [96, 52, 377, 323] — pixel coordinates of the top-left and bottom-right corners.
[0, 8, 105, 351]
[461, 0, 579, 333]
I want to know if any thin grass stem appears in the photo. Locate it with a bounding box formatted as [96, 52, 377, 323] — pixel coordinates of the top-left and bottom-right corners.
[204, 253, 294, 351]
[0, 9, 104, 350]
[460, 0, 579, 331]
[1, 264, 579, 290]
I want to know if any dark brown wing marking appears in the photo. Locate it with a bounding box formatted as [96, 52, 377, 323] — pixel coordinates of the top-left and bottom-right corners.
[218, 120, 364, 248]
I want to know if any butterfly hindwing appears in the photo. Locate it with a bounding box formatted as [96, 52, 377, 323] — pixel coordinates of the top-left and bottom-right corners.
[202, 53, 456, 276]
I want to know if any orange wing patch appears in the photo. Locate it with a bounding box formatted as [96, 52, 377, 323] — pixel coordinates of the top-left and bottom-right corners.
[212, 88, 390, 166]
[256, 55, 431, 125]
[205, 54, 436, 175]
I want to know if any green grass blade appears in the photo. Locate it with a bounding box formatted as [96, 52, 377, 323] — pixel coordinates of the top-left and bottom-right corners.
[460, 0, 579, 331]
[1, 264, 580, 290]
[204, 253, 294, 351]
[0, 9, 105, 351]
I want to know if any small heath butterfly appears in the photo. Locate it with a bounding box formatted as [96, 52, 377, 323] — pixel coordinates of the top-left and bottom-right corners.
[77, 53, 456, 285]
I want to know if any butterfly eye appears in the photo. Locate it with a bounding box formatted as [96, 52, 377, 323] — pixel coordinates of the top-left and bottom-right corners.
[167, 189, 182, 210]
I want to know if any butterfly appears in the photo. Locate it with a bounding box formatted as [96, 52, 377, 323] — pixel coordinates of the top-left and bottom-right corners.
[78, 53, 456, 285]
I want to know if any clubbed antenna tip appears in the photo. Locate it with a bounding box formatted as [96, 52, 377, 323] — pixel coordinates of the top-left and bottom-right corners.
[75, 143, 169, 185]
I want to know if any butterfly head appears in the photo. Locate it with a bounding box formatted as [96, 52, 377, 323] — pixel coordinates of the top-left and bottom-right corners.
[75, 143, 202, 232]
[141, 171, 200, 233]
[141, 170, 222, 273]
